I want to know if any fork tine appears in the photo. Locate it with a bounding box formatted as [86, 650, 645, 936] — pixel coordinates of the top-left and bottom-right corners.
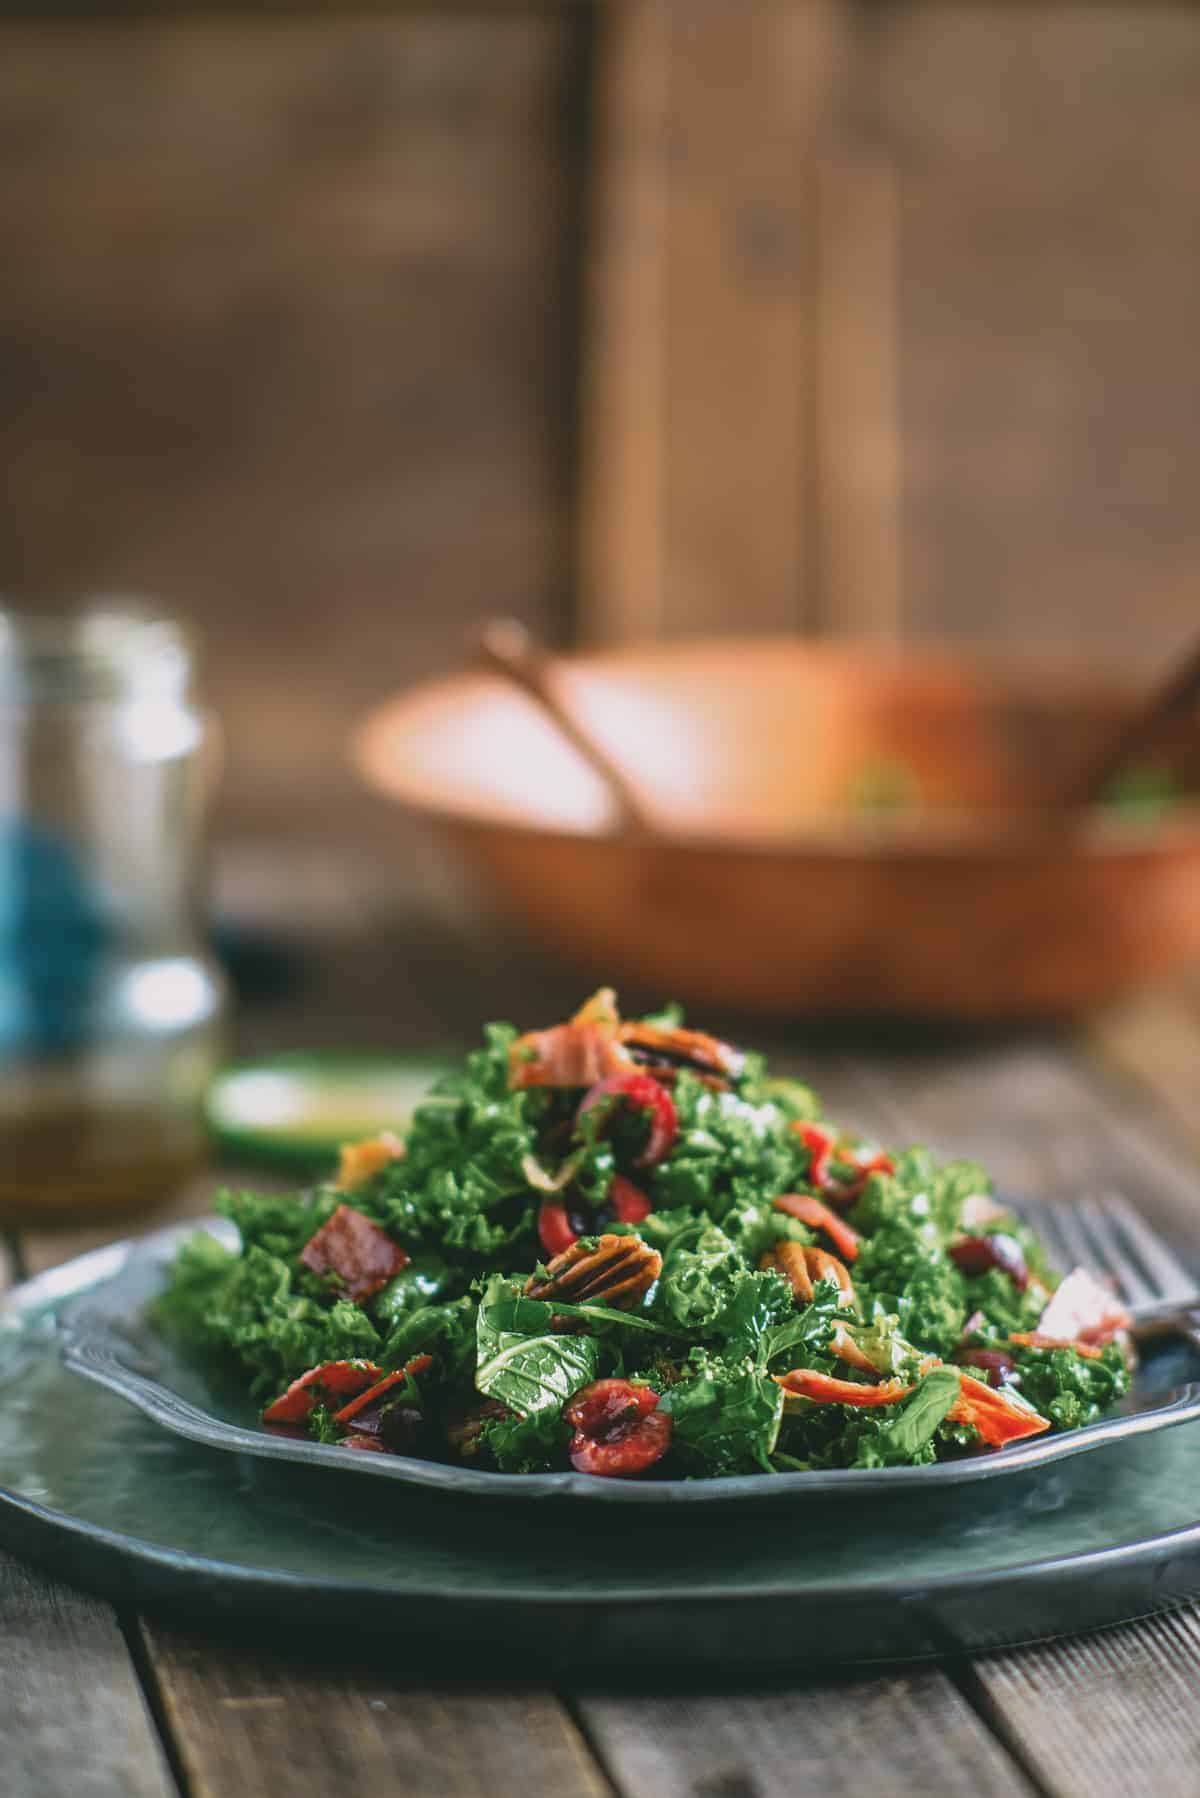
[1096, 1190, 1198, 1306]
[1071, 1197, 1157, 1307]
[1047, 1201, 1104, 1283]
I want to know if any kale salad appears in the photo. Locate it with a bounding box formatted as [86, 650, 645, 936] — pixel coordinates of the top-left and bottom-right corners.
[161, 991, 1133, 1480]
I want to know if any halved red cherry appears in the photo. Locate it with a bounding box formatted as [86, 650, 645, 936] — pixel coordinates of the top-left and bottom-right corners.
[564, 1378, 672, 1477]
[577, 1072, 677, 1167]
[609, 1174, 652, 1225]
[537, 1198, 580, 1258]
[537, 1175, 652, 1257]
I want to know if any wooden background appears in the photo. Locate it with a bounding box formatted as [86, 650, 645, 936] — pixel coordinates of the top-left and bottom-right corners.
[2, 2, 1200, 850]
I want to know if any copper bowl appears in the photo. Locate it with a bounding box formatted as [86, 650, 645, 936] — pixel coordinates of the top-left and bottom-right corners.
[354, 637, 1200, 1017]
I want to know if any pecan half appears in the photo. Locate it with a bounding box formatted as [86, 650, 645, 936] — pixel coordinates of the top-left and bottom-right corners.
[760, 1241, 854, 1306]
[525, 1232, 662, 1311]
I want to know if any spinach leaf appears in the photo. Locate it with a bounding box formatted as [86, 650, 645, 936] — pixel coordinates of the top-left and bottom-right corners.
[484, 1294, 674, 1340]
[852, 1366, 962, 1468]
[475, 1329, 600, 1420]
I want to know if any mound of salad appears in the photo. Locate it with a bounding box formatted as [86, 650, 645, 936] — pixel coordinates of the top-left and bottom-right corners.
[161, 990, 1134, 1479]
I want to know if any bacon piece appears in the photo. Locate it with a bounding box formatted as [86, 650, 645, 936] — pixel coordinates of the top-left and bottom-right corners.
[261, 1359, 383, 1425]
[1037, 1267, 1132, 1347]
[509, 1024, 634, 1090]
[299, 1203, 408, 1303]
[336, 1132, 405, 1192]
[332, 1355, 433, 1426]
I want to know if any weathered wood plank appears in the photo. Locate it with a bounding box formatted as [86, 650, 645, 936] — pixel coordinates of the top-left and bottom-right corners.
[141, 1620, 611, 1798]
[16, 1169, 248, 1279]
[1087, 984, 1200, 1172]
[0, 17, 571, 850]
[830, 1032, 1200, 1795]
[965, 1607, 1200, 1798]
[576, 1674, 1035, 1798]
[0, 1555, 173, 1798]
[580, 0, 841, 643]
[877, 2, 1200, 677]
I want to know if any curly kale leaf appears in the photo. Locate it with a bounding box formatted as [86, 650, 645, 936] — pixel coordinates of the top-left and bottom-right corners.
[368, 1024, 546, 1263]
[659, 1354, 784, 1475]
[1010, 1342, 1131, 1429]
[646, 1078, 805, 1221]
[653, 1226, 792, 1354]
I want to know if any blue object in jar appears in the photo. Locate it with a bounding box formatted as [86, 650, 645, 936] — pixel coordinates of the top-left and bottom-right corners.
[0, 821, 109, 1054]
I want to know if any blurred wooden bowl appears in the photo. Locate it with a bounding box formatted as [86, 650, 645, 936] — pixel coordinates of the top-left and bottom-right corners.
[354, 638, 1200, 1017]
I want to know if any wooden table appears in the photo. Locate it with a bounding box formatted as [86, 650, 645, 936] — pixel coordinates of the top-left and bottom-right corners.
[5, 920, 1200, 1798]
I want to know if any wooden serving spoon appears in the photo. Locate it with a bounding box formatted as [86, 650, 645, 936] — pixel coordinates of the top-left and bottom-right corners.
[474, 618, 657, 838]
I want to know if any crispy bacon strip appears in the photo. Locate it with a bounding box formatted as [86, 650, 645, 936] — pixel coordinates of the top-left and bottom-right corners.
[261, 1359, 383, 1425]
[299, 1203, 408, 1303]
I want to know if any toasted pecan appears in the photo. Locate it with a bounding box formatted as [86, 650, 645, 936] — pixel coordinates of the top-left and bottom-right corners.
[525, 1232, 662, 1311]
[760, 1241, 854, 1307]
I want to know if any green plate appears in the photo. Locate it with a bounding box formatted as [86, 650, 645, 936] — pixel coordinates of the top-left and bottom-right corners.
[205, 1052, 451, 1172]
[4, 1245, 1200, 1672]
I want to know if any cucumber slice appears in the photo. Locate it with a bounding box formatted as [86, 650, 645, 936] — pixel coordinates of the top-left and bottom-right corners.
[205, 1052, 452, 1173]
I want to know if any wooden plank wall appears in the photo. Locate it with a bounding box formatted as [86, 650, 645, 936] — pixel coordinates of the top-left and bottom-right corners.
[0, 15, 575, 848]
[582, 0, 1200, 684]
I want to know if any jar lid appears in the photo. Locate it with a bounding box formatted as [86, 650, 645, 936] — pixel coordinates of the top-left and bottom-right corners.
[0, 605, 193, 705]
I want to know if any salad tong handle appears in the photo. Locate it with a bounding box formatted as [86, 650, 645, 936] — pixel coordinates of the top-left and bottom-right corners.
[475, 618, 657, 840]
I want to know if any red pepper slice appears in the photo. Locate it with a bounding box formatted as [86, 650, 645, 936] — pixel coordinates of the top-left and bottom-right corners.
[343, 1435, 389, 1452]
[773, 1193, 861, 1263]
[948, 1373, 1050, 1446]
[577, 1072, 678, 1167]
[1008, 1332, 1104, 1361]
[261, 1359, 383, 1426]
[299, 1204, 408, 1304]
[792, 1122, 835, 1189]
[331, 1354, 434, 1426]
[564, 1378, 672, 1477]
[774, 1370, 912, 1407]
[791, 1124, 894, 1203]
[837, 1152, 895, 1203]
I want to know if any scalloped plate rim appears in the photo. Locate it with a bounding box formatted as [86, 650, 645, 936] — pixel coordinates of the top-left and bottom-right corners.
[48, 1218, 1200, 1506]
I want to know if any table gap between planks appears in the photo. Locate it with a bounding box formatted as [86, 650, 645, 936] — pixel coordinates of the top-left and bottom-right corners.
[4, 984, 1200, 1796]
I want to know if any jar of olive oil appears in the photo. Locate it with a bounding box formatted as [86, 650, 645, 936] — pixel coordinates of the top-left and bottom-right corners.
[0, 606, 227, 1221]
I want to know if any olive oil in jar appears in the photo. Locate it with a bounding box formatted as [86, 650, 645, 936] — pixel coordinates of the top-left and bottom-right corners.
[0, 608, 227, 1223]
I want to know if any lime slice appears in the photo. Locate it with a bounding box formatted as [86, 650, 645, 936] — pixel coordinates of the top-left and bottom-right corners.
[205, 1052, 452, 1172]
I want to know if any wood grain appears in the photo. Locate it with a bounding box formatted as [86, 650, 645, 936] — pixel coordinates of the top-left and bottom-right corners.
[965, 1607, 1200, 1798]
[576, 1674, 1034, 1798]
[141, 1621, 610, 1798]
[580, 0, 841, 643]
[0, 18, 572, 850]
[877, 2, 1200, 677]
[0, 1555, 172, 1798]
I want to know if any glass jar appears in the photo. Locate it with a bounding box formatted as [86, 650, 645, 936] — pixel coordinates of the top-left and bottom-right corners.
[0, 605, 227, 1221]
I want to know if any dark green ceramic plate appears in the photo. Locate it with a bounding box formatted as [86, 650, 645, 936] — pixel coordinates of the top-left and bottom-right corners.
[57, 1220, 1200, 1505]
[4, 1244, 1200, 1671]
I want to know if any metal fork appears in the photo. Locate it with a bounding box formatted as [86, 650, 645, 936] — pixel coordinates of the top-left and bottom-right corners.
[1030, 1190, 1200, 1346]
